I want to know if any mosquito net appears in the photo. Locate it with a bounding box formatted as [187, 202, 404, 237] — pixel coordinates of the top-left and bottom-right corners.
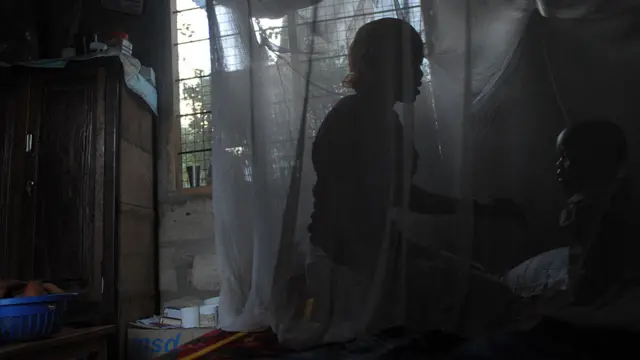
[208, 0, 534, 348]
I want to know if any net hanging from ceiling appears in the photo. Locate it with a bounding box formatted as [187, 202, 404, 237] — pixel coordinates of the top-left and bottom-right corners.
[207, 0, 534, 347]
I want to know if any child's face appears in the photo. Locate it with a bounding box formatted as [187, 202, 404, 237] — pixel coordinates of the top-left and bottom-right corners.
[557, 154, 569, 184]
[556, 130, 576, 193]
[556, 132, 591, 195]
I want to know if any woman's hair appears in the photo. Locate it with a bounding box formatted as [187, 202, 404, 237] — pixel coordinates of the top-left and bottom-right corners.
[343, 18, 424, 92]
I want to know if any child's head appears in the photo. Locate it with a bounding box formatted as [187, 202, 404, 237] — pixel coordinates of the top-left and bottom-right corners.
[343, 18, 424, 104]
[556, 120, 628, 195]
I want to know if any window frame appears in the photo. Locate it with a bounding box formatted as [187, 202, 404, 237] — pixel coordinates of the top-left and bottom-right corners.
[171, 0, 214, 194]
[169, 0, 426, 195]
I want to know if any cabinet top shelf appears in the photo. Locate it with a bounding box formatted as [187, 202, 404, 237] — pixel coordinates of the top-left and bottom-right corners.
[2, 54, 158, 115]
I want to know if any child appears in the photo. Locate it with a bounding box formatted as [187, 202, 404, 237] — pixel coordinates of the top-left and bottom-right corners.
[449, 120, 639, 359]
[556, 119, 633, 308]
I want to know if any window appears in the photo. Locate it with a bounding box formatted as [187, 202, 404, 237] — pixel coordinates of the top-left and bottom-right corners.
[171, 0, 427, 190]
[172, 0, 212, 189]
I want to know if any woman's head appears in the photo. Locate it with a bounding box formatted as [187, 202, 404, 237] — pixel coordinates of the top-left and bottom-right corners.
[556, 119, 628, 195]
[343, 18, 425, 104]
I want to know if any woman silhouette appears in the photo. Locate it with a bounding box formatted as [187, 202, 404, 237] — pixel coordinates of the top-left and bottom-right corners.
[303, 18, 521, 344]
[309, 18, 462, 274]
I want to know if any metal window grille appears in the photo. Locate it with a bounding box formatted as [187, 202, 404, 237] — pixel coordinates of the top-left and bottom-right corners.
[172, 0, 425, 188]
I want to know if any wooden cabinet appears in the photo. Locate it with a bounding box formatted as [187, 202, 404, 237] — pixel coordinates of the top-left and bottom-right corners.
[0, 58, 157, 355]
[28, 69, 105, 302]
[0, 73, 29, 280]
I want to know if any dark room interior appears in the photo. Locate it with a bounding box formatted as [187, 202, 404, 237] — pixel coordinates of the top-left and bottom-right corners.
[1, 0, 640, 359]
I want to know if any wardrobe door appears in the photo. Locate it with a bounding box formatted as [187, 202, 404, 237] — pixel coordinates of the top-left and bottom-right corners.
[29, 68, 105, 301]
[0, 72, 29, 280]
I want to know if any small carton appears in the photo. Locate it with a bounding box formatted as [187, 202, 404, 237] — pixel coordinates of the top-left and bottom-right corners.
[127, 328, 214, 359]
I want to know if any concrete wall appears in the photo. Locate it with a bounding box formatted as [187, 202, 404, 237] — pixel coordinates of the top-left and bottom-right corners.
[159, 195, 219, 301]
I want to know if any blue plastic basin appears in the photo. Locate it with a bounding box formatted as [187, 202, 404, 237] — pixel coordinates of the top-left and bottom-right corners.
[0, 293, 77, 344]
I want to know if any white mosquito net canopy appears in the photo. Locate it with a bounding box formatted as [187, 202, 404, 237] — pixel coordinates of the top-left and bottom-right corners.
[207, 0, 640, 348]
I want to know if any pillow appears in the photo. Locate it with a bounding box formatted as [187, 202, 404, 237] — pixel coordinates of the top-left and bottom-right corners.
[504, 247, 640, 330]
[503, 247, 569, 298]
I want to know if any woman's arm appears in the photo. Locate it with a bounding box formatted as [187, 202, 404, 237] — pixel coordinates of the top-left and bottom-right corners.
[409, 185, 460, 214]
[410, 186, 525, 222]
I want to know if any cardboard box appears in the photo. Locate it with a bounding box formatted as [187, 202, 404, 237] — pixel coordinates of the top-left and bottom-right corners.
[127, 328, 214, 359]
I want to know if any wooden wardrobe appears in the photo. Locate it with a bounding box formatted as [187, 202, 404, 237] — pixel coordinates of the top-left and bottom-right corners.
[0, 57, 157, 355]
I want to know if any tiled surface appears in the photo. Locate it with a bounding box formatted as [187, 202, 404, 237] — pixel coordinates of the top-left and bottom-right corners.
[119, 204, 154, 255]
[121, 89, 154, 154]
[120, 139, 154, 208]
[119, 204, 155, 296]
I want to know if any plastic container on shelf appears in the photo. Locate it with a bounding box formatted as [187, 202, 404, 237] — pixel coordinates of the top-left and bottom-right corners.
[199, 304, 218, 328]
[107, 32, 133, 56]
[203, 297, 219, 306]
[0, 293, 77, 344]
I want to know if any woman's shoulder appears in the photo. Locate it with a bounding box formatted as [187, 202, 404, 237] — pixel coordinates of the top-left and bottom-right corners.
[329, 94, 398, 120]
[328, 94, 362, 115]
[318, 95, 360, 131]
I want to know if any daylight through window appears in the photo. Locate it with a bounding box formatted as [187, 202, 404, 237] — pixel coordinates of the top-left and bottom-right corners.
[172, 0, 428, 189]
